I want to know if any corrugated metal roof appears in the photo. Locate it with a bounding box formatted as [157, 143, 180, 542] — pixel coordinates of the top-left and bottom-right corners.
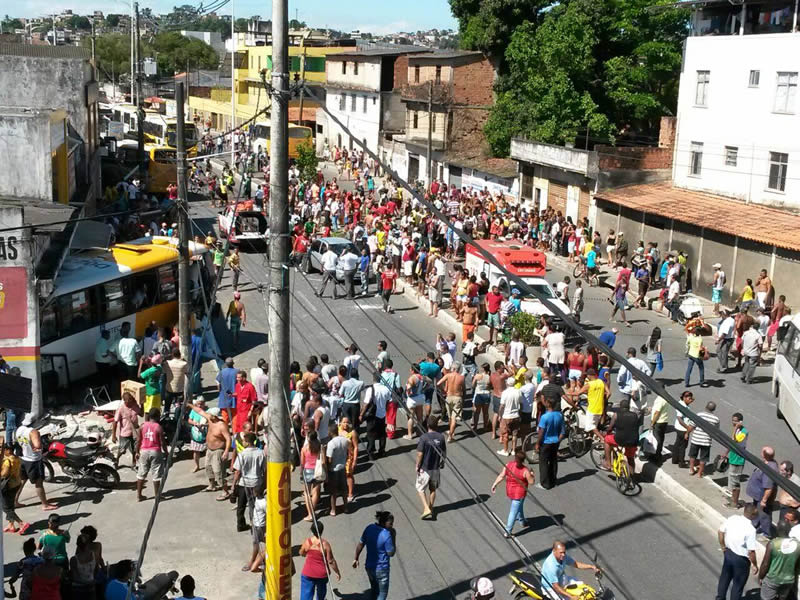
[332, 45, 428, 58]
[408, 50, 484, 61]
[595, 182, 800, 251]
[0, 42, 90, 59]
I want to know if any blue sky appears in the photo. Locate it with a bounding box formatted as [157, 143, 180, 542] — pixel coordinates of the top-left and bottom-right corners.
[11, 0, 458, 33]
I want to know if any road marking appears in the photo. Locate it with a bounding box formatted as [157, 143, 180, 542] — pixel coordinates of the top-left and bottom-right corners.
[295, 291, 317, 312]
[332, 332, 346, 345]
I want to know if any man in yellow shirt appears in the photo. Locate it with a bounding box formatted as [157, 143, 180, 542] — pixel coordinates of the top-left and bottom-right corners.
[576, 369, 609, 436]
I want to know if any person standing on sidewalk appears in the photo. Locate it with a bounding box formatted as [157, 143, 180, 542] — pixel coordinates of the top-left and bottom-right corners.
[747, 446, 779, 539]
[716, 504, 758, 600]
[317, 245, 340, 299]
[716, 310, 736, 374]
[710, 263, 726, 315]
[740, 322, 763, 385]
[758, 520, 800, 600]
[671, 390, 694, 468]
[776, 461, 800, 521]
[485, 285, 503, 345]
[339, 247, 360, 300]
[647, 394, 669, 463]
[686, 401, 719, 477]
[536, 396, 565, 490]
[725, 413, 748, 509]
[491, 450, 534, 538]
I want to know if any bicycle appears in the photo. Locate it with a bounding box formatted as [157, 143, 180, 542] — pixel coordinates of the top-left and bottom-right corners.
[589, 437, 636, 495]
[572, 260, 600, 287]
[521, 407, 581, 464]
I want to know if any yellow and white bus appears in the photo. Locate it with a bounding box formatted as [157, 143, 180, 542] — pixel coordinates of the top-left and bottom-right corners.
[774, 312, 800, 439]
[252, 121, 313, 159]
[40, 236, 211, 387]
[143, 114, 199, 153]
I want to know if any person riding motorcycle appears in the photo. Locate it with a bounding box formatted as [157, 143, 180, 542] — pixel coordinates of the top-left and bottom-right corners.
[541, 540, 600, 600]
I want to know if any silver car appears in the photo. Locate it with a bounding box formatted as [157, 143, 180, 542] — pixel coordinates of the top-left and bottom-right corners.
[306, 237, 365, 282]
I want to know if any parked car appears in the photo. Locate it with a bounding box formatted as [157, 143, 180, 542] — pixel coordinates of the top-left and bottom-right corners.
[218, 207, 268, 247]
[307, 237, 365, 282]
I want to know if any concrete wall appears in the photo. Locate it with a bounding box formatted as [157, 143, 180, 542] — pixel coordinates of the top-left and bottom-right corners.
[404, 107, 446, 145]
[674, 34, 800, 208]
[325, 89, 382, 153]
[326, 57, 382, 91]
[379, 138, 409, 182]
[0, 113, 52, 201]
[381, 91, 406, 132]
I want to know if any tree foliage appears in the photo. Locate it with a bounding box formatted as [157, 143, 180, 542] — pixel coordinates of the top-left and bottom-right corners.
[105, 14, 120, 28]
[2, 15, 23, 30]
[88, 32, 218, 82]
[481, 0, 689, 156]
[66, 15, 92, 30]
[295, 141, 319, 184]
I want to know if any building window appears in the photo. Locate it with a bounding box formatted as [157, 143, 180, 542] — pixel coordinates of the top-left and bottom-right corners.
[412, 111, 418, 128]
[354, 62, 359, 76]
[414, 65, 420, 83]
[768, 151, 789, 192]
[372, 97, 377, 105]
[695, 70, 710, 106]
[725, 146, 738, 167]
[689, 141, 703, 176]
[258, 56, 261, 71]
[338, 94, 345, 111]
[775, 72, 798, 113]
[351, 94, 356, 111]
[749, 70, 760, 87]
[342, 61, 347, 74]
[432, 113, 437, 129]
[435, 65, 441, 84]
[362, 96, 367, 113]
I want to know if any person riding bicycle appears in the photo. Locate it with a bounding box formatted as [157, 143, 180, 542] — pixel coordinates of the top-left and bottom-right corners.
[602, 397, 639, 472]
[584, 245, 599, 281]
[541, 540, 601, 600]
[469, 576, 495, 599]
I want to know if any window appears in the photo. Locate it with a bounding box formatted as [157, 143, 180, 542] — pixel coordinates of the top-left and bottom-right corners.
[342, 61, 347, 74]
[351, 94, 356, 111]
[769, 151, 789, 192]
[689, 141, 703, 176]
[725, 146, 738, 167]
[695, 70, 710, 106]
[414, 65, 420, 83]
[102, 281, 127, 321]
[412, 111, 418, 128]
[435, 65, 442, 84]
[131, 271, 158, 310]
[40, 304, 57, 344]
[373, 97, 377, 105]
[362, 96, 367, 113]
[354, 62, 358, 76]
[57, 291, 95, 336]
[775, 72, 798, 113]
[338, 94, 345, 111]
[432, 113, 437, 129]
[158, 265, 177, 303]
[258, 56, 261, 71]
[749, 70, 760, 87]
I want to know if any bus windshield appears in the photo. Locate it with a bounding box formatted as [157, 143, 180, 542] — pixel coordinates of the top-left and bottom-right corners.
[166, 123, 198, 148]
[252, 124, 270, 140]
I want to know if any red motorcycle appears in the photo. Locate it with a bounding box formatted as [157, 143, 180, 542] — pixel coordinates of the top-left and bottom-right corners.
[42, 430, 120, 490]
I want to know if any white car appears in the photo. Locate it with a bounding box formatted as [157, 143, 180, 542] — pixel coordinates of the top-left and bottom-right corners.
[496, 276, 572, 320]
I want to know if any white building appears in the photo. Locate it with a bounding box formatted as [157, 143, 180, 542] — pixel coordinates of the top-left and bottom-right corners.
[673, 2, 800, 209]
[320, 48, 424, 155]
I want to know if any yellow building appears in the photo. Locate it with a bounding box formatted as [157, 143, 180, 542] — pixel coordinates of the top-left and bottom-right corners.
[189, 44, 356, 132]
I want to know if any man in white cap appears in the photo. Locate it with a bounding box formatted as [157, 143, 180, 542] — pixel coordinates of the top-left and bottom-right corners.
[14, 414, 57, 512]
[710, 262, 726, 315]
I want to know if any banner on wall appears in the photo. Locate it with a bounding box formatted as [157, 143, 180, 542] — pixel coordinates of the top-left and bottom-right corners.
[0, 267, 28, 340]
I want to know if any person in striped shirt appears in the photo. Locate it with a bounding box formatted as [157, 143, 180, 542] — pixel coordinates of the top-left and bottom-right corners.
[687, 401, 720, 478]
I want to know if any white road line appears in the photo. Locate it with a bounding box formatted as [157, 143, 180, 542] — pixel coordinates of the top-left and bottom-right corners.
[295, 291, 317, 312]
[332, 332, 346, 345]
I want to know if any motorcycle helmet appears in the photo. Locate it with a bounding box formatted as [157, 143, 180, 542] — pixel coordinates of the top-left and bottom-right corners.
[470, 577, 494, 599]
[87, 432, 104, 447]
[48, 440, 67, 459]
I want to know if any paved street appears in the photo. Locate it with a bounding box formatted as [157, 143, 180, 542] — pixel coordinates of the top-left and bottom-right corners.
[2, 190, 776, 600]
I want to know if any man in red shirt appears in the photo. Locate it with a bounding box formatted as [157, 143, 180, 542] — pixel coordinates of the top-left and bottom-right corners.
[381, 264, 397, 314]
[291, 231, 310, 269]
[232, 371, 258, 434]
[491, 450, 534, 537]
[486, 285, 504, 345]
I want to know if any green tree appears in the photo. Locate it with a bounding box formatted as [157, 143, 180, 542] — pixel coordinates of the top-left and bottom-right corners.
[67, 15, 92, 30]
[2, 15, 23, 30]
[149, 32, 218, 74]
[482, 0, 688, 156]
[87, 34, 131, 82]
[296, 141, 319, 184]
[235, 18, 249, 32]
[289, 19, 307, 29]
[105, 14, 120, 28]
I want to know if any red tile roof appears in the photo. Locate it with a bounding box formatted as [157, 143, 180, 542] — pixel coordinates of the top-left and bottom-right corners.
[594, 182, 800, 251]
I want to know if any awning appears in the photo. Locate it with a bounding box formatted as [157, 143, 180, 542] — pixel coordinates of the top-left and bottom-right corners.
[594, 182, 800, 251]
[71, 219, 112, 251]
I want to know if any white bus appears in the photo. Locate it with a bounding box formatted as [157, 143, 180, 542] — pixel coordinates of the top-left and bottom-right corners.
[773, 312, 800, 439]
[40, 237, 211, 389]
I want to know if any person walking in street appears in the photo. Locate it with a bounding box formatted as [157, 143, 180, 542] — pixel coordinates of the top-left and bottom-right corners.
[300, 521, 341, 600]
[645, 327, 663, 375]
[317, 245, 340, 299]
[726, 413, 748, 509]
[740, 322, 763, 385]
[226, 292, 247, 352]
[380, 263, 397, 313]
[747, 446, 779, 540]
[684, 326, 708, 387]
[227, 246, 242, 291]
[116, 321, 140, 381]
[437, 362, 465, 443]
[758, 520, 800, 600]
[112, 391, 141, 469]
[361, 372, 390, 459]
[163, 347, 189, 419]
[14, 416, 57, 512]
[716, 309, 736, 373]
[716, 504, 758, 600]
[610, 280, 631, 327]
[359, 248, 371, 296]
[187, 403, 231, 499]
[648, 394, 669, 463]
[415, 416, 446, 520]
[300, 430, 324, 522]
[491, 450, 534, 537]
[671, 390, 695, 468]
[216, 357, 239, 424]
[498, 377, 521, 457]
[231, 432, 264, 533]
[536, 396, 565, 490]
[135, 408, 168, 502]
[1, 441, 26, 533]
[353, 511, 396, 600]
[326, 423, 349, 516]
[339, 246, 360, 299]
[686, 401, 719, 477]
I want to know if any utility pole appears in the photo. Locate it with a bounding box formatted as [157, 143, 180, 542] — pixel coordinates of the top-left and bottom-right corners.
[175, 82, 192, 383]
[130, 0, 135, 104]
[230, 0, 236, 165]
[90, 18, 97, 81]
[112, 60, 116, 100]
[426, 79, 433, 185]
[51, 14, 56, 46]
[297, 44, 307, 126]
[135, 2, 145, 176]
[266, 0, 291, 593]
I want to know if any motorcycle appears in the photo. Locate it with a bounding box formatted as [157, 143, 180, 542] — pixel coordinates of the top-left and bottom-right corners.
[508, 568, 615, 600]
[138, 570, 180, 600]
[42, 429, 120, 489]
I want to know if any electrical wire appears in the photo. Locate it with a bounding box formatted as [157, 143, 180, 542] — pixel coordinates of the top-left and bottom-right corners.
[301, 82, 800, 500]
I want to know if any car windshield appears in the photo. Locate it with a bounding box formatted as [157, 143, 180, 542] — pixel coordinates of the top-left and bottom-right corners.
[521, 283, 556, 300]
[329, 242, 357, 256]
